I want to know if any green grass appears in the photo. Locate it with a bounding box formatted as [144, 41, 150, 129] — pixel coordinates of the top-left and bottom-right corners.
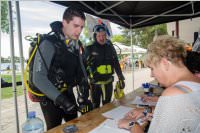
[1, 74, 25, 99]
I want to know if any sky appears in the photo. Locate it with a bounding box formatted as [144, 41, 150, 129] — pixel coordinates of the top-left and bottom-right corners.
[1, 1, 121, 59]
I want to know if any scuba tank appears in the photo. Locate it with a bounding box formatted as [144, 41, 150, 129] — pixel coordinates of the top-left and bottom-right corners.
[114, 80, 125, 99]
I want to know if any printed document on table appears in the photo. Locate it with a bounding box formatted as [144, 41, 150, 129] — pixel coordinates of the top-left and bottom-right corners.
[89, 119, 129, 133]
[130, 96, 157, 106]
[102, 105, 133, 120]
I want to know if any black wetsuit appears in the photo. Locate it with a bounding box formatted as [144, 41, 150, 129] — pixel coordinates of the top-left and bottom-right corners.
[85, 41, 124, 108]
[33, 32, 88, 130]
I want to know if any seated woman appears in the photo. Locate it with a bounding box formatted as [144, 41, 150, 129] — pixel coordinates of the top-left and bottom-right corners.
[118, 35, 200, 133]
[124, 50, 200, 122]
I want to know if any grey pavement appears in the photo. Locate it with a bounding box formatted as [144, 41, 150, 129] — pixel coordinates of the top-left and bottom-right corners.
[1, 68, 154, 133]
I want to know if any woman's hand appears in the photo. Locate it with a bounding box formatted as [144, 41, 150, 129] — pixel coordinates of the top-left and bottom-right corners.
[118, 117, 148, 133]
[146, 112, 153, 121]
[141, 95, 159, 102]
[124, 108, 144, 120]
[118, 118, 132, 129]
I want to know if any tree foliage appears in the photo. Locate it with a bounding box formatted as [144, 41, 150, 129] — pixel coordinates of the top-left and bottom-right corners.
[114, 24, 167, 48]
[111, 35, 126, 43]
[1, 56, 21, 63]
[1, 1, 9, 33]
[80, 21, 93, 46]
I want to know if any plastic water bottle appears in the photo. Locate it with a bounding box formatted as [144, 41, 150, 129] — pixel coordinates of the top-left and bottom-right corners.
[142, 83, 153, 96]
[142, 83, 150, 94]
[22, 111, 44, 133]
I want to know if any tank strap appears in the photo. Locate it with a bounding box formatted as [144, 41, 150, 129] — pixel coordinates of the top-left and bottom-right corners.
[174, 85, 191, 93]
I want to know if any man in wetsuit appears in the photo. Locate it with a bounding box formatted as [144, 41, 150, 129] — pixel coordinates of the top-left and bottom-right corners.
[85, 24, 125, 108]
[32, 7, 91, 130]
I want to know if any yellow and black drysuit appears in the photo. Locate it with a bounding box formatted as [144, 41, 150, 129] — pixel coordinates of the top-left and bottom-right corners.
[32, 21, 91, 130]
[85, 40, 125, 108]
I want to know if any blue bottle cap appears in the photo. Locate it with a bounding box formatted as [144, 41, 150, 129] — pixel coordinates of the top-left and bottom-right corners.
[142, 83, 146, 88]
[142, 83, 150, 88]
[28, 111, 36, 118]
[146, 83, 150, 88]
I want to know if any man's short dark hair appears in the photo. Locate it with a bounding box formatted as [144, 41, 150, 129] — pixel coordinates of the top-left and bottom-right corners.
[63, 6, 85, 22]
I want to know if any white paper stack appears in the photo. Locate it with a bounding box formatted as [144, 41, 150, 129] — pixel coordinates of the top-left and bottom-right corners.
[102, 105, 133, 120]
[89, 119, 129, 133]
[89, 106, 133, 133]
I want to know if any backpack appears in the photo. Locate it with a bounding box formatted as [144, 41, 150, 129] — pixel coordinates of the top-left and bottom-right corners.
[25, 32, 86, 102]
[24, 33, 57, 102]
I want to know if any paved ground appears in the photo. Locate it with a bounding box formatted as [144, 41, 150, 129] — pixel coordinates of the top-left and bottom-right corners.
[1, 68, 154, 133]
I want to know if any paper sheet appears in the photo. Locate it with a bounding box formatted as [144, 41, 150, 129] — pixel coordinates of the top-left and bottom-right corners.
[130, 96, 157, 106]
[89, 119, 129, 133]
[102, 105, 133, 120]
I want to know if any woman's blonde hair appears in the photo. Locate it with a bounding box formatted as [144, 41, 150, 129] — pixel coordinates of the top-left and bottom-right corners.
[144, 35, 187, 67]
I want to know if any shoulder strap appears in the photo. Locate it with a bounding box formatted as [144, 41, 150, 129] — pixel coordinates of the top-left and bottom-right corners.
[174, 85, 191, 93]
[37, 34, 58, 72]
[77, 41, 88, 82]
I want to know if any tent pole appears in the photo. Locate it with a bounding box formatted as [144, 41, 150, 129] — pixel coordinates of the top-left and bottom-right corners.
[8, 1, 20, 133]
[0, 1, 2, 128]
[99, 1, 129, 26]
[98, 1, 124, 14]
[15, 1, 28, 117]
[176, 21, 179, 38]
[130, 17, 134, 91]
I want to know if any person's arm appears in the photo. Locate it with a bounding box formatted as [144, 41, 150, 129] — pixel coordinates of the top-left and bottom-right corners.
[76, 65, 89, 101]
[33, 39, 76, 113]
[84, 45, 95, 82]
[84, 46, 91, 73]
[111, 45, 125, 80]
[124, 108, 144, 120]
[125, 106, 155, 122]
[77, 42, 89, 100]
[118, 118, 147, 133]
[33, 40, 60, 101]
[76, 44, 93, 113]
[141, 95, 159, 102]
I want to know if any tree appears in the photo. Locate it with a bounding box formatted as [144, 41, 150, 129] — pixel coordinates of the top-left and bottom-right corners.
[1, 1, 9, 33]
[80, 20, 93, 46]
[111, 35, 126, 44]
[1, 57, 10, 63]
[1, 56, 21, 63]
[119, 24, 167, 48]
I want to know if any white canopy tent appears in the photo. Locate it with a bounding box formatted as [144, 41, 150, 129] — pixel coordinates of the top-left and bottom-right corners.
[113, 42, 147, 54]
